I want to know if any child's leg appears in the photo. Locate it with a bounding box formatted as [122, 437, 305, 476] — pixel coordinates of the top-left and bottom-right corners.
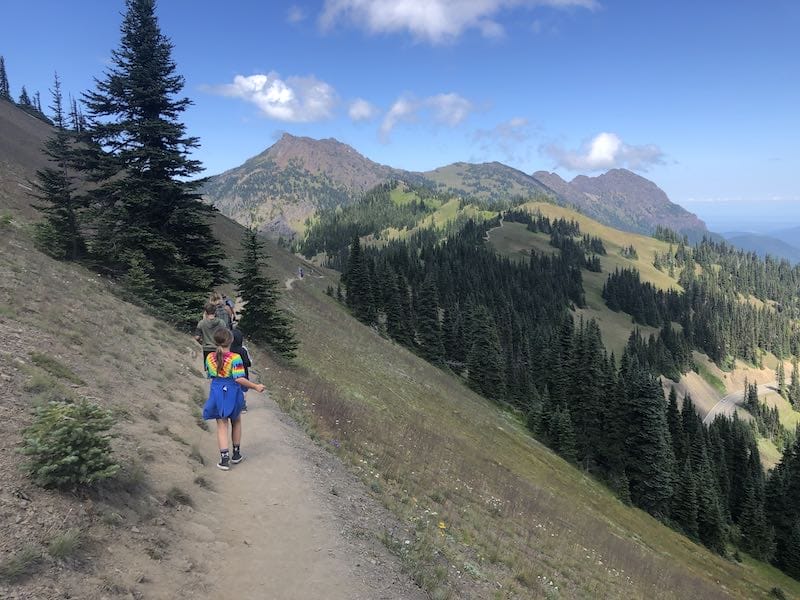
[215, 418, 229, 450]
[231, 417, 242, 447]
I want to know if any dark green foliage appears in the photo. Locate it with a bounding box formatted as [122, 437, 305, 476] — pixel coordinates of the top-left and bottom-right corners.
[18, 85, 31, 106]
[416, 276, 446, 365]
[672, 457, 699, 538]
[31, 73, 86, 261]
[236, 229, 297, 359]
[342, 236, 375, 324]
[21, 399, 119, 488]
[777, 360, 787, 399]
[300, 181, 441, 260]
[620, 244, 638, 260]
[653, 225, 688, 244]
[466, 305, 505, 398]
[619, 363, 674, 518]
[0, 56, 10, 101]
[77, 0, 225, 327]
[790, 358, 800, 407]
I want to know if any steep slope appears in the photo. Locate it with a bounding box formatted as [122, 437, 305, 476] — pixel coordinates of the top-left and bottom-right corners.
[423, 161, 554, 203]
[533, 169, 708, 241]
[0, 98, 52, 219]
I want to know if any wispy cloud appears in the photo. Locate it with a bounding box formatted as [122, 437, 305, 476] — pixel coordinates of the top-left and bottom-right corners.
[473, 117, 534, 163]
[543, 132, 664, 172]
[319, 0, 599, 44]
[287, 5, 307, 23]
[380, 96, 418, 141]
[379, 92, 475, 141]
[209, 72, 337, 122]
[348, 98, 380, 121]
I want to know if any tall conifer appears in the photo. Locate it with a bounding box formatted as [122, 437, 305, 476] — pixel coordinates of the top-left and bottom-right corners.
[31, 72, 85, 260]
[0, 56, 10, 100]
[236, 229, 297, 359]
[79, 0, 225, 325]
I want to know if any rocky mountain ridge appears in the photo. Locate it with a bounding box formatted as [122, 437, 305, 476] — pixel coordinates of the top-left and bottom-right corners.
[201, 133, 708, 241]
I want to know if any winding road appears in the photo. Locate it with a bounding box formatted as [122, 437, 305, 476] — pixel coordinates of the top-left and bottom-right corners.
[702, 382, 777, 425]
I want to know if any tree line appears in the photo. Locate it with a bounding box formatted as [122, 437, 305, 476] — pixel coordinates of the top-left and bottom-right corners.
[27, 0, 296, 358]
[303, 200, 800, 575]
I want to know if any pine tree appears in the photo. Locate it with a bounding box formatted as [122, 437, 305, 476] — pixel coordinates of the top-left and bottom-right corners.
[555, 408, 577, 463]
[31, 72, 86, 260]
[342, 235, 374, 324]
[622, 366, 675, 518]
[18, 85, 31, 106]
[673, 457, 699, 539]
[466, 305, 506, 399]
[666, 387, 684, 464]
[79, 0, 225, 326]
[236, 229, 297, 359]
[777, 360, 787, 399]
[416, 275, 446, 365]
[790, 358, 800, 407]
[0, 56, 10, 100]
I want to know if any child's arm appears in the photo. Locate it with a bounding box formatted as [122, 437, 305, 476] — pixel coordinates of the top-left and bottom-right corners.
[235, 377, 265, 393]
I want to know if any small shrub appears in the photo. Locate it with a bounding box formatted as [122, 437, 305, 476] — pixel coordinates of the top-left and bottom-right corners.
[47, 529, 82, 560]
[0, 213, 13, 227]
[30, 352, 84, 385]
[166, 486, 193, 507]
[21, 399, 119, 489]
[0, 545, 42, 582]
[194, 476, 214, 491]
[770, 587, 788, 600]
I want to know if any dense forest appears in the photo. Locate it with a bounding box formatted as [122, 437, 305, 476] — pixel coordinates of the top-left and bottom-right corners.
[306, 194, 800, 576]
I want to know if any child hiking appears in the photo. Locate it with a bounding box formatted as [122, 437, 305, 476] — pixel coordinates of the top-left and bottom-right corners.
[203, 328, 265, 470]
[194, 302, 225, 367]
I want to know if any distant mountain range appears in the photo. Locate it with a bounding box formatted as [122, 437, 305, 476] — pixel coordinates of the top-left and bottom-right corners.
[201, 133, 709, 241]
[722, 230, 800, 264]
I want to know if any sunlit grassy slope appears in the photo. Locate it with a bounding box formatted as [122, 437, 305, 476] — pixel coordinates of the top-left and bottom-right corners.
[487, 200, 684, 359]
[260, 236, 800, 599]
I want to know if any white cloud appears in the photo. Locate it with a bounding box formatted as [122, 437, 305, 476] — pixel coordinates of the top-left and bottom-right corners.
[473, 117, 534, 163]
[348, 98, 379, 121]
[379, 92, 475, 141]
[544, 132, 665, 172]
[380, 96, 418, 141]
[428, 93, 474, 126]
[287, 5, 307, 23]
[213, 73, 337, 122]
[319, 0, 598, 43]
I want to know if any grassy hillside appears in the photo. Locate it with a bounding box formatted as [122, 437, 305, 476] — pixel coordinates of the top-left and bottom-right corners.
[487, 201, 683, 359]
[263, 237, 800, 599]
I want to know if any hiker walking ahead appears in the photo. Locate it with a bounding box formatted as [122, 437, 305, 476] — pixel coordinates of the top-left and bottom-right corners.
[194, 303, 225, 366]
[203, 328, 265, 470]
[209, 291, 233, 330]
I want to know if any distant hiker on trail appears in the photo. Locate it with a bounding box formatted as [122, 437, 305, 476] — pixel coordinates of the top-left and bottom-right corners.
[209, 291, 233, 330]
[222, 293, 236, 325]
[230, 327, 252, 413]
[194, 303, 225, 366]
[203, 328, 265, 470]
[298, 266, 304, 279]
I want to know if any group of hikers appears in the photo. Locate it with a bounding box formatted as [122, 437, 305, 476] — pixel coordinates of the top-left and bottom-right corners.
[194, 292, 265, 471]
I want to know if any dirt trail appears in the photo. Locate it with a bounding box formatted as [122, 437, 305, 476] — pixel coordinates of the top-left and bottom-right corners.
[175, 388, 424, 600]
[702, 382, 776, 425]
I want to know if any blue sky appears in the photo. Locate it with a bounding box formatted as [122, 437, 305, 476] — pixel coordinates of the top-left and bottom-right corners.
[3, 0, 800, 233]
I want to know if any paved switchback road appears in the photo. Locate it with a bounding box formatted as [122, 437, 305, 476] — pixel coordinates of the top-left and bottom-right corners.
[702, 382, 777, 425]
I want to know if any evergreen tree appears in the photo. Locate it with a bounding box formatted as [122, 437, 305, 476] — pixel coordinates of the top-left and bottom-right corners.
[416, 275, 446, 365]
[673, 457, 699, 539]
[666, 387, 684, 464]
[555, 408, 577, 463]
[622, 365, 675, 518]
[777, 360, 787, 399]
[790, 358, 800, 407]
[466, 305, 506, 399]
[18, 85, 31, 106]
[342, 235, 374, 323]
[79, 0, 225, 325]
[31, 72, 86, 260]
[0, 56, 9, 100]
[235, 229, 297, 359]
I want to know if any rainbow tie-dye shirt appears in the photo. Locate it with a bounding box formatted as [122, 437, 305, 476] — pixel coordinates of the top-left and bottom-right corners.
[205, 352, 246, 379]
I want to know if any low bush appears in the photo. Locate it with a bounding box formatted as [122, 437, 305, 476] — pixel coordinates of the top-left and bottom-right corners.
[21, 399, 119, 488]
